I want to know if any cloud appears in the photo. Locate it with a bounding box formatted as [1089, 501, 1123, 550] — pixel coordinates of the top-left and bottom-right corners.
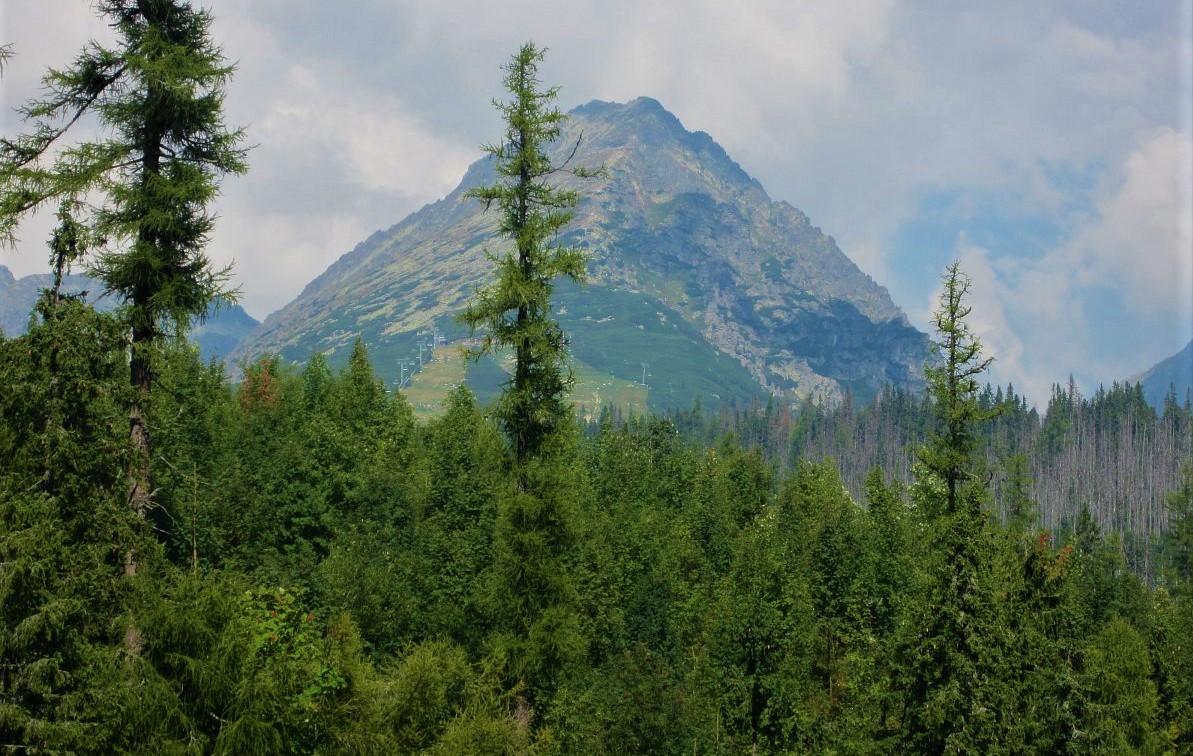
[207, 207, 373, 320]
[962, 242, 1089, 405]
[2, 0, 1189, 402]
[927, 128, 1193, 405]
[1069, 127, 1193, 320]
[1049, 127, 1193, 383]
[205, 60, 476, 317]
[597, 0, 896, 145]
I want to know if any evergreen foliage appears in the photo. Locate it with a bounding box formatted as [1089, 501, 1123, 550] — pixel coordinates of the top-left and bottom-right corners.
[0, 0, 248, 535]
[459, 42, 597, 466]
[893, 263, 1044, 752]
[456, 42, 604, 707]
[1165, 464, 1193, 593]
[0, 307, 1188, 751]
[0, 296, 147, 751]
[919, 262, 998, 515]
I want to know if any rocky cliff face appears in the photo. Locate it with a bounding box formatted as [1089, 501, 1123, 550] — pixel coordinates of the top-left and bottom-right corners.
[234, 97, 928, 408]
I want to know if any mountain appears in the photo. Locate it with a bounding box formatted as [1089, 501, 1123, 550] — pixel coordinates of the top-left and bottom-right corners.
[188, 305, 262, 363]
[1132, 339, 1193, 409]
[233, 97, 928, 410]
[1, 264, 116, 336]
[0, 264, 259, 363]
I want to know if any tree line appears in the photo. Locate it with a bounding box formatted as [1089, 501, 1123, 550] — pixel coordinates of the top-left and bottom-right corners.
[664, 374, 1190, 581]
[4, 292, 1192, 752]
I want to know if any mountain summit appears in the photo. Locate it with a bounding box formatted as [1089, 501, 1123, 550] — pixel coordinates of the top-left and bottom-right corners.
[234, 97, 927, 409]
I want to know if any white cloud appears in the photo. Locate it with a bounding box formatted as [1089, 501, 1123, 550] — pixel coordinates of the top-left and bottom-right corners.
[2, 0, 1189, 401]
[599, 0, 896, 148]
[927, 129, 1193, 405]
[208, 207, 372, 320]
[205, 57, 475, 317]
[255, 63, 470, 199]
[1070, 127, 1193, 318]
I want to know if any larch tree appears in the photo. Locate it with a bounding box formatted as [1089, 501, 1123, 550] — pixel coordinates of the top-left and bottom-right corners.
[0, 0, 247, 551]
[895, 263, 1017, 752]
[918, 262, 997, 514]
[460, 41, 598, 468]
[460, 42, 600, 706]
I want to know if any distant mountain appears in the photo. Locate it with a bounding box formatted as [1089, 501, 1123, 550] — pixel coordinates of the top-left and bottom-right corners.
[1132, 340, 1193, 409]
[0, 264, 259, 363]
[189, 305, 262, 364]
[233, 97, 929, 410]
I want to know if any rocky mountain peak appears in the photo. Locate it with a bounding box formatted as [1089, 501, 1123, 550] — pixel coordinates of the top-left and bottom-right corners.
[234, 98, 927, 409]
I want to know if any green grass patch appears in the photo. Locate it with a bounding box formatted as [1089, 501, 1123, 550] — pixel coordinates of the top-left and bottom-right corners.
[402, 345, 468, 421]
[554, 281, 763, 412]
[571, 360, 649, 420]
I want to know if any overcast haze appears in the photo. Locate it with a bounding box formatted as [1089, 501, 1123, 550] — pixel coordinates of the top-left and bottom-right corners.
[2, 1, 1190, 405]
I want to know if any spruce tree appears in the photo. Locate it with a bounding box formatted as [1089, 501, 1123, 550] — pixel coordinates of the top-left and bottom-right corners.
[1166, 464, 1193, 594]
[1073, 617, 1163, 754]
[0, 0, 247, 545]
[1003, 452, 1038, 533]
[895, 263, 1013, 752]
[0, 295, 155, 751]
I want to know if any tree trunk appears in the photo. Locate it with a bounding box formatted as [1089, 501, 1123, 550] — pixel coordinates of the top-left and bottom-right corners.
[125, 3, 164, 651]
[127, 329, 152, 525]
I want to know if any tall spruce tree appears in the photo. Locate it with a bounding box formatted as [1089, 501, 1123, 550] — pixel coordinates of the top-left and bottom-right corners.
[0, 1, 247, 547]
[460, 41, 597, 467]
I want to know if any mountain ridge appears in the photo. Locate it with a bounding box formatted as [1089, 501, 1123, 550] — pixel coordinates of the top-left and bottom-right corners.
[1131, 339, 1193, 408]
[0, 263, 259, 362]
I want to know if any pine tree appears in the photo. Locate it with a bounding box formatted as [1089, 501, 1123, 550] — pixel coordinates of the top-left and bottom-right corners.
[0, 0, 247, 544]
[459, 41, 598, 467]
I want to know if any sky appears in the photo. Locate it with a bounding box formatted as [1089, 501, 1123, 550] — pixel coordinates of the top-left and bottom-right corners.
[1, 1, 1190, 406]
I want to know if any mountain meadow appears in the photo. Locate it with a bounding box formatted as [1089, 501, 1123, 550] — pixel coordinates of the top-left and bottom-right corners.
[2, 8, 1192, 755]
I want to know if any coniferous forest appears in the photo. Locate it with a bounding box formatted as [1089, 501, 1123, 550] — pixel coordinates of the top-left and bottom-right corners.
[2, 5, 1192, 755]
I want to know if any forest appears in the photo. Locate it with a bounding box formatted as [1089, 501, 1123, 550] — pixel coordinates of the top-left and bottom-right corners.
[671, 375, 1191, 582]
[4, 284, 1193, 753]
[2, 3, 1193, 754]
